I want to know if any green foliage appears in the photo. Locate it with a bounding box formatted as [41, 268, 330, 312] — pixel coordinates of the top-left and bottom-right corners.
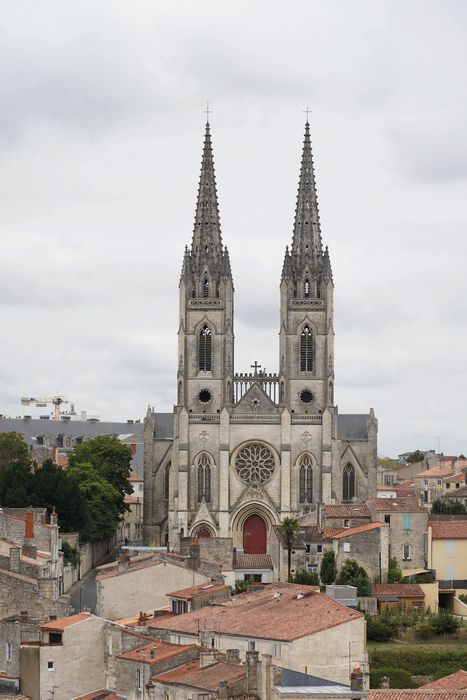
[277, 517, 301, 582]
[366, 614, 397, 642]
[320, 550, 337, 585]
[336, 558, 370, 595]
[69, 436, 133, 513]
[429, 611, 460, 635]
[32, 459, 87, 533]
[234, 577, 252, 595]
[368, 643, 467, 683]
[61, 540, 81, 567]
[68, 463, 121, 541]
[291, 570, 319, 585]
[431, 498, 467, 515]
[406, 450, 425, 464]
[0, 432, 32, 472]
[387, 557, 402, 583]
[458, 593, 467, 604]
[377, 457, 398, 470]
[370, 667, 415, 689]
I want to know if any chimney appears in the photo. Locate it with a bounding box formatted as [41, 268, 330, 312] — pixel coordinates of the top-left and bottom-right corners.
[380, 676, 390, 689]
[350, 667, 364, 692]
[199, 648, 216, 668]
[117, 549, 130, 574]
[226, 649, 240, 664]
[260, 653, 272, 700]
[246, 650, 259, 693]
[317, 502, 325, 533]
[218, 681, 229, 700]
[22, 509, 37, 559]
[9, 547, 21, 573]
[150, 647, 156, 659]
[187, 542, 200, 570]
[50, 508, 58, 526]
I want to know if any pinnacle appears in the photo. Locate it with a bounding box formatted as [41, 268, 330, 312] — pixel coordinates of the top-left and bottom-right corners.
[291, 121, 323, 262]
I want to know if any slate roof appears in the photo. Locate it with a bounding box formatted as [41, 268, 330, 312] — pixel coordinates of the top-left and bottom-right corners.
[154, 412, 174, 439]
[337, 414, 369, 440]
[0, 417, 144, 443]
[152, 583, 362, 641]
[421, 671, 467, 691]
[430, 520, 467, 539]
[372, 583, 424, 597]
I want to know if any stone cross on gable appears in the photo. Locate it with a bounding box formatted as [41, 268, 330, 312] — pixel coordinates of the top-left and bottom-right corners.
[250, 360, 262, 376]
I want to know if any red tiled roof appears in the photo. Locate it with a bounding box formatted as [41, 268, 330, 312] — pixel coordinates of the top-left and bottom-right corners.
[41, 613, 92, 630]
[153, 660, 246, 691]
[421, 671, 467, 691]
[73, 692, 119, 699]
[430, 520, 467, 539]
[168, 582, 231, 600]
[444, 472, 467, 484]
[118, 640, 196, 665]
[324, 504, 370, 518]
[367, 498, 425, 513]
[330, 522, 387, 539]
[235, 554, 273, 569]
[369, 692, 467, 700]
[151, 582, 362, 641]
[372, 583, 424, 597]
[416, 466, 454, 478]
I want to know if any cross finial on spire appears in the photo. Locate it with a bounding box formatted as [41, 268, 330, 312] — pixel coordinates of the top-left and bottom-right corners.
[303, 106, 311, 123]
[204, 102, 212, 124]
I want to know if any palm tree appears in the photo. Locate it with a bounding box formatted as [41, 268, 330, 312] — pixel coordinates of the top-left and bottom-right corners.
[278, 516, 301, 582]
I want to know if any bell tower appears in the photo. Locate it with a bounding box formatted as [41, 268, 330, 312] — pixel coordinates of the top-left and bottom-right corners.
[178, 121, 234, 414]
[279, 121, 334, 414]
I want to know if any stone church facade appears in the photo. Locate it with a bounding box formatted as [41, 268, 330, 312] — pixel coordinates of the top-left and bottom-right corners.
[143, 121, 378, 551]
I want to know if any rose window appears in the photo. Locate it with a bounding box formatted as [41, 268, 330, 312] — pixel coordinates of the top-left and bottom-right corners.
[234, 443, 276, 484]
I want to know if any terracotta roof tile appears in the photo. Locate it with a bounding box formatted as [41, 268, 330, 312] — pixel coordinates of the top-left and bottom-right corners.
[416, 466, 454, 478]
[41, 613, 92, 630]
[152, 583, 362, 641]
[444, 473, 467, 484]
[235, 554, 273, 569]
[369, 692, 467, 700]
[330, 522, 387, 539]
[324, 504, 370, 518]
[421, 671, 467, 691]
[153, 660, 246, 691]
[168, 582, 231, 600]
[430, 520, 467, 539]
[368, 498, 425, 513]
[372, 583, 424, 597]
[118, 640, 196, 665]
[73, 691, 119, 699]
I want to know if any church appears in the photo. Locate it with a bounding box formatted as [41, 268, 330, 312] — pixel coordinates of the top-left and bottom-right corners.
[143, 120, 378, 552]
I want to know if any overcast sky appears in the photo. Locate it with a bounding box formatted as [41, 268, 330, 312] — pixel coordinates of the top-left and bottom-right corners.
[1, 1, 466, 457]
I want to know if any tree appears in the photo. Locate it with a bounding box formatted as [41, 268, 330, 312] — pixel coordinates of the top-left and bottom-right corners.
[291, 570, 320, 586]
[278, 517, 300, 582]
[68, 462, 122, 541]
[32, 459, 87, 533]
[0, 463, 34, 507]
[320, 550, 337, 585]
[336, 559, 370, 596]
[69, 436, 133, 514]
[406, 450, 425, 464]
[431, 498, 467, 515]
[378, 457, 398, 470]
[0, 432, 32, 472]
[387, 557, 402, 583]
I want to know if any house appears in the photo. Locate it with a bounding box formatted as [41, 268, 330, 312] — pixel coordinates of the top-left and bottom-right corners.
[96, 548, 223, 620]
[367, 498, 428, 570]
[329, 522, 389, 582]
[20, 613, 106, 700]
[443, 471, 467, 496]
[445, 484, 467, 507]
[167, 582, 231, 614]
[372, 584, 425, 612]
[118, 471, 144, 545]
[427, 519, 467, 593]
[149, 582, 366, 685]
[414, 465, 455, 506]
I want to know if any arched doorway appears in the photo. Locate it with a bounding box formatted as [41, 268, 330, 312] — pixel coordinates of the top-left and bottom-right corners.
[243, 514, 267, 554]
[195, 528, 211, 539]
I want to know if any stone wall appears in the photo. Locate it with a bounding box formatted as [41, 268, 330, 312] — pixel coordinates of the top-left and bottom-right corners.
[198, 537, 233, 568]
[0, 570, 69, 621]
[0, 616, 40, 677]
[115, 645, 198, 698]
[334, 526, 389, 582]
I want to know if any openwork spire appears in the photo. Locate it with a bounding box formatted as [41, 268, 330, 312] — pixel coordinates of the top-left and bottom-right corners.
[291, 121, 323, 263]
[191, 122, 223, 272]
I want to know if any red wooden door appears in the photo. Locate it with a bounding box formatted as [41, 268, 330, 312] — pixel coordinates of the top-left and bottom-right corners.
[196, 528, 211, 538]
[243, 515, 267, 554]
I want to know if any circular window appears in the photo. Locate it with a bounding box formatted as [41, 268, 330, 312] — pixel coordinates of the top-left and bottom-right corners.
[300, 389, 313, 404]
[198, 389, 212, 404]
[234, 443, 276, 484]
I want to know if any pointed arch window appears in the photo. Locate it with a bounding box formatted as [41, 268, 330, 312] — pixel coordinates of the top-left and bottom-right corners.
[343, 464, 355, 502]
[304, 279, 310, 297]
[299, 455, 313, 504]
[199, 325, 212, 371]
[197, 454, 211, 503]
[203, 278, 209, 297]
[300, 326, 313, 372]
[164, 463, 171, 501]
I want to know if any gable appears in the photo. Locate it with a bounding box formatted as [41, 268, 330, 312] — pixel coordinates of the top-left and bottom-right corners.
[232, 382, 279, 414]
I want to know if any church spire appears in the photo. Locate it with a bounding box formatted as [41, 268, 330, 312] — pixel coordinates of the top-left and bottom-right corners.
[291, 121, 323, 263]
[190, 121, 223, 272]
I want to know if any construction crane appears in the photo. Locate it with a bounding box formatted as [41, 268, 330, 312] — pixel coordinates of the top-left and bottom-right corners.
[20, 395, 69, 421]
